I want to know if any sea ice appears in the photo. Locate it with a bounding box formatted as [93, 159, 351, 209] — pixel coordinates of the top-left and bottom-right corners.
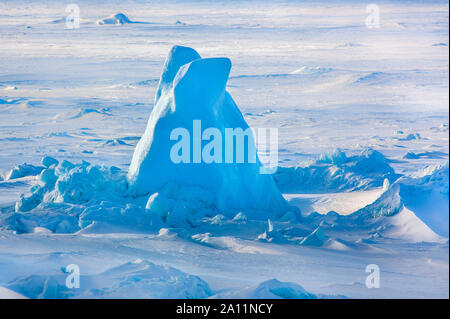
[128, 45, 288, 219]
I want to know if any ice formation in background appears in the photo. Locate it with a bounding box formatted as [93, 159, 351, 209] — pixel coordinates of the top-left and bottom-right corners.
[96, 13, 134, 25]
[128, 45, 288, 220]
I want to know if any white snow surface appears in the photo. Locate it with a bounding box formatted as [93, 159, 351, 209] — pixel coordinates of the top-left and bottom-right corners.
[0, 286, 28, 299]
[0, 0, 448, 299]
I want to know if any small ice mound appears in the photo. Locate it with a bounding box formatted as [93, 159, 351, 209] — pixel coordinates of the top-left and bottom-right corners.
[299, 226, 325, 246]
[157, 227, 181, 239]
[51, 17, 88, 25]
[322, 238, 351, 251]
[50, 17, 66, 24]
[317, 148, 348, 165]
[212, 279, 316, 299]
[354, 163, 449, 238]
[354, 71, 390, 85]
[5, 275, 73, 299]
[203, 214, 227, 225]
[379, 207, 445, 243]
[403, 152, 420, 159]
[96, 13, 133, 25]
[232, 212, 247, 224]
[0, 97, 23, 105]
[256, 229, 288, 243]
[128, 45, 288, 220]
[5, 163, 44, 180]
[274, 148, 396, 193]
[80, 259, 212, 299]
[42, 156, 59, 168]
[396, 133, 421, 141]
[430, 123, 449, 133]
[257, 219, 288, 243]
[103, 138, 130, 146]
[4, 158, 170, 234]
[16, 160, 127, 211]
[0, 287, 28, 299]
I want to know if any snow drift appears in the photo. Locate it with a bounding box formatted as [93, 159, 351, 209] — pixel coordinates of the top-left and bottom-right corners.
[2, 46, 292, 233]
[96, 13, 134, 25]
[5, 259, 212, 299]
[353, 163, 449, 237]
[128, 45, 288, 219]
[211, 279, 317, 299]
[377, 207, 444, 243]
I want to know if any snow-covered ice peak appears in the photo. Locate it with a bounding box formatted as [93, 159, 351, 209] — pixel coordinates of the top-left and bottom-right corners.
[128, 46, 288, 219]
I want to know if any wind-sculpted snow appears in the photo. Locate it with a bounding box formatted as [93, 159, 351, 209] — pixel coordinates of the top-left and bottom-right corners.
[20, 159, 127, 208]
[299, 226, 325, 246]
[4, 163, 44, 181]
[211, 278, 347, 299]
[5, 259, 212, 299]
[353, 163, 449, 237]
[273, 149, 397, 193]
[212, 279, 317, 299]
